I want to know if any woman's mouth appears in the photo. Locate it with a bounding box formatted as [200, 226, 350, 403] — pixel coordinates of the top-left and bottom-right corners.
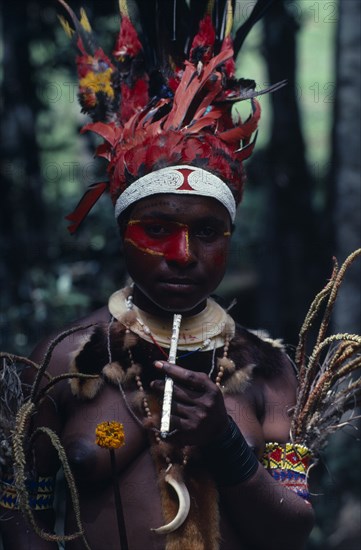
[159, 278, 199, 291]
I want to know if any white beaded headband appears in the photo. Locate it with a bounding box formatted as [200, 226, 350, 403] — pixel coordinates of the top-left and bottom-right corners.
[114, 165, 237, 222]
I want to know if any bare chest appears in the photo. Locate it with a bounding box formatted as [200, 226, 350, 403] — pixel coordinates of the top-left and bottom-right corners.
[60, 379, 264, 483]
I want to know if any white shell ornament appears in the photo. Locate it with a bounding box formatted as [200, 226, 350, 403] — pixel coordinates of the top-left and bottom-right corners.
[151, 472, 191, 534]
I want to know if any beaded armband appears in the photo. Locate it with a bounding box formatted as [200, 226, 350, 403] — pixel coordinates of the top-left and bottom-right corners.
[0, 475, 55, 511]
[261, 443, 312, 501]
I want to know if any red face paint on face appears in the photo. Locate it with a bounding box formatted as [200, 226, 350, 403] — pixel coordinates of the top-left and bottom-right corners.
[124, 220, 190, 264]
[122, 195, 232, 317]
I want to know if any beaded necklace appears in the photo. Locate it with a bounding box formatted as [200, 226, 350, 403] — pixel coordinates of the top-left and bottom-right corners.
[107, 294, 232, 440]
[104, 288, 237, 536]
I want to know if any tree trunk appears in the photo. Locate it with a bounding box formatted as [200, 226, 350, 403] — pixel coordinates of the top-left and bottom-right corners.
[332, 0, 361, 334]
[259, 1, 322, 344]
[0, 0, 46, 350]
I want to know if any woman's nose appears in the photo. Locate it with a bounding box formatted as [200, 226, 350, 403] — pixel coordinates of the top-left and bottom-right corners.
[164, 227, 196, 266]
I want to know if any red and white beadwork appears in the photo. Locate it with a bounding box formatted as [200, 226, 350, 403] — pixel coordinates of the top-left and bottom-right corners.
[114, 165, 237, 221]
[261, 442, 312, 501]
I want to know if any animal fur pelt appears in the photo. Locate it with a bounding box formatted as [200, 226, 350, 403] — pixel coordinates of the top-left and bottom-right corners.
[148, 395, 220, 550]
[68, 320, 290, 399]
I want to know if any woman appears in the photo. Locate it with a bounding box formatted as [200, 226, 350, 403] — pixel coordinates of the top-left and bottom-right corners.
[0, 191, 315, 549]
[0, 2, 315, 548]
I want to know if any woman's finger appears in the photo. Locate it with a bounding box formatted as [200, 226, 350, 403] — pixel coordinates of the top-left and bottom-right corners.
[151, 379, 208, 405]
[153, 360, 211, 391]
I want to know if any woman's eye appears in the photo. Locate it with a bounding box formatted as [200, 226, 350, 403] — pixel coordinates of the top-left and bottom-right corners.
[196, 226, 218, 239]
[145, 224, 170, 236]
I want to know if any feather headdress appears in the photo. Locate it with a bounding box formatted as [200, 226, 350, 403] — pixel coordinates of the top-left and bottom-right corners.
[59, 0, 284, 233]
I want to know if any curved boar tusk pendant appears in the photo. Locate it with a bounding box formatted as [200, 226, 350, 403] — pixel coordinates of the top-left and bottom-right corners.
[151, 472, 191, 535]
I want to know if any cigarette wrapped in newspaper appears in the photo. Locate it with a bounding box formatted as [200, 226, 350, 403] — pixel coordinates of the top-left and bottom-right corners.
[160, 314, 182, 438]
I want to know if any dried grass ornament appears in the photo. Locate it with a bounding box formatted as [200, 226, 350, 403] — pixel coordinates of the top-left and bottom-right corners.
[290, 248, 361, 456]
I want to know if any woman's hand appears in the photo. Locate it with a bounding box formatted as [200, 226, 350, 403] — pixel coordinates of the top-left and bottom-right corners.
[151, 360, 229, 446]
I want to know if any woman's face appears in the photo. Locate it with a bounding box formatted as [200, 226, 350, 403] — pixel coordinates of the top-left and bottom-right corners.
[122, 194, 232, 317]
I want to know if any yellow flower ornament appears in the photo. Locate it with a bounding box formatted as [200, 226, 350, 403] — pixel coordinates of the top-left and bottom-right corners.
[95, 421, 125, 450]
[94, 421, 128, 549]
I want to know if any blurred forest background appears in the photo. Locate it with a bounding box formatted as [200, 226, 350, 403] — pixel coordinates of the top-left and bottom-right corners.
[0, 0, 360, 548]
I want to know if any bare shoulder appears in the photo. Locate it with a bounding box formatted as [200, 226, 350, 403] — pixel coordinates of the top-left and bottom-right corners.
[259, 351, 297, 440]
[27, 306, 110, 380]
[227, 324, 298, 444]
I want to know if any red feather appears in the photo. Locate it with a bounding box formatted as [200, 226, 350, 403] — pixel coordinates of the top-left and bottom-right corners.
[190, 16, 216, 64]
[181, 138, 213, 163]
[187, 110, 222, 134]
[236, 140, 257, 162]
[60, 1, 269, 231]
[122, 145, 146, 178]
[164, 48, 233, 130]
[65, 182, 108, 234]
[81, 122, 120, 146]
[219, 99, 261, 145]
[220, 36, 235, 78]
[120, 79, 149, 122]
[113, 16, 142, 59]
[95, 143, 112, 161]
[191, 75, 223, 120]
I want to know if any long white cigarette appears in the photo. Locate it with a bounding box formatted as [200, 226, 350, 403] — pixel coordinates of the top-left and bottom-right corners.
[160, 314, 182, 437]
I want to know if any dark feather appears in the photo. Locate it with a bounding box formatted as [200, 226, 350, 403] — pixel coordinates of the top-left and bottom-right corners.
[58, 0, 97, 55]
[233, 0, 276, 55]
[221, 79, 288, 101]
